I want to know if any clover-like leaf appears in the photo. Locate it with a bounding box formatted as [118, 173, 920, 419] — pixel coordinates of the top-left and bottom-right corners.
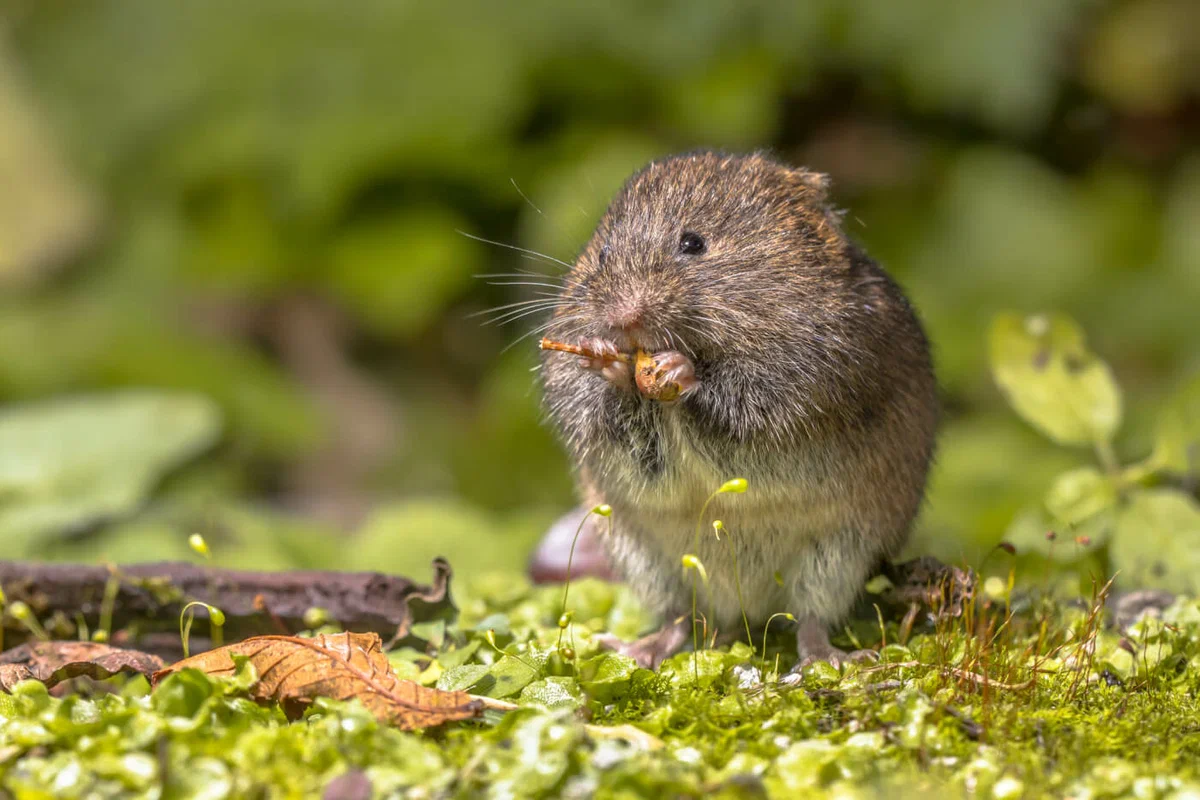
[1110, 490, 1200, 594]
[1151, 374, 1200, 478]
[989, 312, 1122, 446]
[1044, 467, 1117, 527]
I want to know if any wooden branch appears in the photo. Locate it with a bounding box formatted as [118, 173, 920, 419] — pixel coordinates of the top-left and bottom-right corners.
[0, 559, 455, 654]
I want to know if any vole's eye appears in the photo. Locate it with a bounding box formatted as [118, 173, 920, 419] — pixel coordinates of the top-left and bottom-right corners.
[598, 245, 611, 267]
[678, 231, 706, 255]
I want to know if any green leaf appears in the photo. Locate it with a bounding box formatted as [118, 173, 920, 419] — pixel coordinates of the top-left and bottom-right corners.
[576, 652, 639, 703]
[989, 312, 1122, 446]
[1110, 489, 1200, 594]
[1151, 373, 1200, 478]
[0, 391, 221, 552]
[435, 640, 482, 671]
[478, 654, 542, 699]
[518, 677, 583, 711]
[436, 665, 489, 694]
[1044, 467, 1117, 527]
[658, 650, 733, 689]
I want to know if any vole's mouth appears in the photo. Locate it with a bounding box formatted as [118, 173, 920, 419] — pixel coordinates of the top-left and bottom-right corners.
[603, 326, 668, 354]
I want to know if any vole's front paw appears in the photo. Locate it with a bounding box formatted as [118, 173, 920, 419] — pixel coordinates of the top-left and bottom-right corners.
[636, 350, 698, 402]
[577, 338, 634, 390]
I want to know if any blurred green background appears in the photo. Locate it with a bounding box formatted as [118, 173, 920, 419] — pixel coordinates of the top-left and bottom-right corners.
[0, 0, 1196, 581]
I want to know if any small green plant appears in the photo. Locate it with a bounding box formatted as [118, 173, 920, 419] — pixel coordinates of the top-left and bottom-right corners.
[990, 312, 1200, 592]
[303, 607, 332, 629]
[557, 504, 612, 660]
[179, 601, 226, 659]
[688, 478, 749, 669]
[8, 601, 49, 642]
[484, 628, 539, 675]
[712, 520, 753, 647]
[92, 574, 120, 643]
[188, 533, 211, 560]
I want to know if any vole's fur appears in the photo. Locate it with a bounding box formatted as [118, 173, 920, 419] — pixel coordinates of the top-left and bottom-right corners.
[540, 151, 937, 668]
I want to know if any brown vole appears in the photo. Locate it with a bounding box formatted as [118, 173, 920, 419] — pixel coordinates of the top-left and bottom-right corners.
[538, 151, 938, 670]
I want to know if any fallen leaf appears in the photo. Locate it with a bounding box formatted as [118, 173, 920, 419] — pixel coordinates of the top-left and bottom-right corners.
[0, 641, 164, 692]
[153, 632, 481, 729]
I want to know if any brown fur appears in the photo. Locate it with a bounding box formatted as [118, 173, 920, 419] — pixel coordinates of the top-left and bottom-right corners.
[539, 151, 938, 664]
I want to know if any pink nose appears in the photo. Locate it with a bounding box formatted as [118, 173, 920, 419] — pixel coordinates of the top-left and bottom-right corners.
[608, 303, 643, 332]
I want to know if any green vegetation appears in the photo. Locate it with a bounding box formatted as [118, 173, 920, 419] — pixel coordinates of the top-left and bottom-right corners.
[1, 0, 1197, 570]
[1, 2, 1198, 796]
[2, 577, 1200, 798]
[991, 312, 1200, 594]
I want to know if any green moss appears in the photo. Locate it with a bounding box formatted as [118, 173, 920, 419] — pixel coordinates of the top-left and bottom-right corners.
[2, 578, 1200, 797]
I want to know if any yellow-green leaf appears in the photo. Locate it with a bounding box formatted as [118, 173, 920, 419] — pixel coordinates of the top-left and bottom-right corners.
[1044, 467, 1117, 527]
[1110, 490, 1200, 594]
[1151, 374, 1200, 477]
[989, 312, 1122, 446]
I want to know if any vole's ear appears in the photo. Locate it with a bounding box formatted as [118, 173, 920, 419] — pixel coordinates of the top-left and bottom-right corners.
[783, 166, 848, 247]
[787, 168, 832, 206]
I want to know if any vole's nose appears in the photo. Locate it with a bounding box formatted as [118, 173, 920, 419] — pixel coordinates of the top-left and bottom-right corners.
[607, 300, 644, 333]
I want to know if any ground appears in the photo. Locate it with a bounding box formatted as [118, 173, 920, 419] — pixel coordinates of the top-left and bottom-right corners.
[1, 574, 1199, 799]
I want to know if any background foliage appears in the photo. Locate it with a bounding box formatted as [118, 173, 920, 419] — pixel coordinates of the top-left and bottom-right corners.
[0, 0, 1196, 581]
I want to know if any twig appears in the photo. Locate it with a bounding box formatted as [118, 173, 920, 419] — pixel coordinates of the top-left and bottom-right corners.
[539, 338, 632, 364]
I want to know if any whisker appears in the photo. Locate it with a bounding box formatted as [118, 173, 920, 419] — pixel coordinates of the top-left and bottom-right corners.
[520, 254, 567, 271]
[456, 230, 574, 270]
[467, 297, 566, 317]
[485, 310, 562, 327]
[667, 327, 697, 358]
[474, 271, 565, 282]
[502, 316, 583, 354]
[485, 281, 570, 291]
[510, 178, 544, 216]
[478, 303, 569, 326]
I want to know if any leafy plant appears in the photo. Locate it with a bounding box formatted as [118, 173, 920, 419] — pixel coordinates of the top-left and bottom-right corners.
[0, 391, 221, 554]
[991, 311, 1200, 591]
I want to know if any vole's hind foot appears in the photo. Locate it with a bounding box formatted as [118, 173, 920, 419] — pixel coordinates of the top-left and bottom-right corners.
[578, 338, 634, 390]
[594, 615, 690, 670]
[800, 647, 879, 671]
[780, 615, 878, 684]
[780, 647, 878, 686]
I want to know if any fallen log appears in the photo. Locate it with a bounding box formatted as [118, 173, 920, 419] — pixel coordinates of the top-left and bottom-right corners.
[0, 559, 455, 658]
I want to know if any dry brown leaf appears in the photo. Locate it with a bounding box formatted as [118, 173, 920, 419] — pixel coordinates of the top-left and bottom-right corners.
[152, 631, 481, 729]
[0, 641, 164, 692]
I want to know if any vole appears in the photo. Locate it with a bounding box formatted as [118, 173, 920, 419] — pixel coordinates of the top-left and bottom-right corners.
[538, 151, 938, 670]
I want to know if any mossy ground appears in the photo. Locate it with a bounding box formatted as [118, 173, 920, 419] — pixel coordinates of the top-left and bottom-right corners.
[2, 574, 1199, 799]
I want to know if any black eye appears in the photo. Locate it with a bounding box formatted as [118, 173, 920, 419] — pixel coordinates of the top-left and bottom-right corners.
[598, 245, 611, 266]
[678, 231, 706, 255]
